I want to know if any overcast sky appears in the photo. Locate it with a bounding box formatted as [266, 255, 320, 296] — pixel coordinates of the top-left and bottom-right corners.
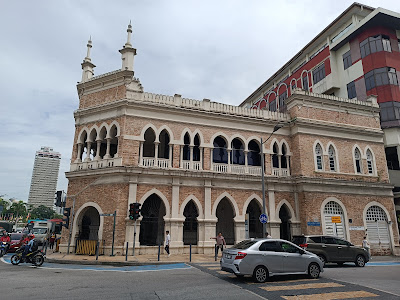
[1, 1, 399, 202]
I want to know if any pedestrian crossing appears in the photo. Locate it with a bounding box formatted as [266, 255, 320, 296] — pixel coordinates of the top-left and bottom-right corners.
[194, 263, 389, 299]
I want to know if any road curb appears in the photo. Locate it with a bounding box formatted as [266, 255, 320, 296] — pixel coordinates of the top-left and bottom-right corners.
[45, 257, 187, 267]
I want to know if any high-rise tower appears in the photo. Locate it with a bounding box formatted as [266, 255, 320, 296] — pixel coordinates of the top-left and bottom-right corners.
[28, 146, 61, 208]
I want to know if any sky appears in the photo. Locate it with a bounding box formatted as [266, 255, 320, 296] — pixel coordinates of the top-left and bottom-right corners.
[1, 0, 400, 202]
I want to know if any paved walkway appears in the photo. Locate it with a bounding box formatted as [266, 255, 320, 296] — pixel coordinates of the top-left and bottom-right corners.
[44, 250, 400, 266]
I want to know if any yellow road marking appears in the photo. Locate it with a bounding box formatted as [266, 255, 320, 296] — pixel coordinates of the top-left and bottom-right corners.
[247, 279, 317, 285]
[261, 282, 343, 291]
[207, 267, 221, 270]
[281, 290, 378, 300]
[217, 270, 230, 274]
[200, 264, 220, 267]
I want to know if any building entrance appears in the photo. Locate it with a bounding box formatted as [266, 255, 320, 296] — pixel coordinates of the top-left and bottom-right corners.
[139, 194, 166, 246]
[279, 204, 291, 241]
[216, 198, 235, 244]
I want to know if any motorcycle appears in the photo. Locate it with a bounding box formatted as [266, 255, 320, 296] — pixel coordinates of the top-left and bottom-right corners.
[11, 247, 45, 267]
[0, 241, 8, 257]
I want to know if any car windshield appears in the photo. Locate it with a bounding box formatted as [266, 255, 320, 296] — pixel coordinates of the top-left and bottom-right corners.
[10, 233, 23, 241]
[230, 240, 257, 249]
[32, 228, 47, 234]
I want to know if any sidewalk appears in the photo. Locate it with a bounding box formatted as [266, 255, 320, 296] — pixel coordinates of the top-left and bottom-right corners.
[45, 251, 221, 266]
[44, 251, 400, 266]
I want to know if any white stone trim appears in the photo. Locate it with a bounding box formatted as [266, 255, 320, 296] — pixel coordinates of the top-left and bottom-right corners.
[320, 197, 351, 242]
[138, 188, 171, 218]
[211, 191, 239, 219]
[276, 199, 297, 222]
[179, 195, 204, 219]
[242, 194, 263, 217]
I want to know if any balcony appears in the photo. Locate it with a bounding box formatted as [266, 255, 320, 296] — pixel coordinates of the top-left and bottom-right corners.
[142, 158, 170, 169]
[272, 168, 290, 177]
[182, 161, 202, 170]
[70, 157, 122, 171]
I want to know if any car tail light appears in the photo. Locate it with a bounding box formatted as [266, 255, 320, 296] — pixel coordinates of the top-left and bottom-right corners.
[235, 252, 247, 260]
[299, 243, 308, 249]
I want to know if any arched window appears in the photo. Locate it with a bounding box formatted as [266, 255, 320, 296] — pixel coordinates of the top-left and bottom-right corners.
[315, 143, 323, 170]
[193, 134, 201, 161]
[355, 148, 362, 174]
[158, 130, 170, 159]
[109, 125, 118, 158]
[183, 133, 190, 161]
[213, 136, 228, 163]
[366, 149, 374, 174]
[143, 128, 156, 157]
[231, 138, 244, 165]
[328, 145, 336, 172]
[248, 140, 261, 166]
[272, 143, 279, 168]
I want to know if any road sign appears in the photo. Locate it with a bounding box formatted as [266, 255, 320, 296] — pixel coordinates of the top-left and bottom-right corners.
[259, 214, 268, 224]
[100, 213, 114, 217]
[331, 216, 341, 223]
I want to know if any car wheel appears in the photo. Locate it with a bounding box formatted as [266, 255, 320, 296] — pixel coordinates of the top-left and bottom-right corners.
[308, 263, 320, 279]
[253, 266, 268, 283]
[33, 254, 44, 267]
[11, 254, 21, 265]
[355, 255, 365, 267]
[317, 255, 326, 267]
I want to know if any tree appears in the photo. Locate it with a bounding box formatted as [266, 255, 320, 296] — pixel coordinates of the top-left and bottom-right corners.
[4, 200, 28, 218]
[30, 205, 56, 220]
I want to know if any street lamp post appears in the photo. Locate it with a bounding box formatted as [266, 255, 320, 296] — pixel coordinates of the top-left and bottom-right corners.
[260, 123, 288, 238]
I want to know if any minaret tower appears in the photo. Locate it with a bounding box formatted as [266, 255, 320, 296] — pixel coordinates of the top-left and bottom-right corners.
[119, 21, 137, 72]
[81, 37, 96, 82]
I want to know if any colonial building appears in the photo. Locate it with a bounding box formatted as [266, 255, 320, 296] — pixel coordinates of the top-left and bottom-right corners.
[60, 14, 399, 256]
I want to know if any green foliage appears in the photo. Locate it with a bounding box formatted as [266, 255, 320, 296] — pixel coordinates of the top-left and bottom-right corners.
[30, 205, 56, 220]
[4, 200, 28, 217]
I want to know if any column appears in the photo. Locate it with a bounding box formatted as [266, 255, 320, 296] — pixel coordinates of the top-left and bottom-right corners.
[154, 141, 159, 167]
[278, 154, 282, 176]
[104, 138, 111, 159]
[199, 147, 204, 170]
[244, 150, 249, 173]
[75, 143, 83, 163]
[179, 145, 183, 169]
[227, 149, 232, 172]
[168, 144, 173, 168]
[189, 146, 194, 169]
[94, 140, 101, 161]
[234, 217, 245, 244]
[139, 141, 144, 166]
[84, 142, 92, 162]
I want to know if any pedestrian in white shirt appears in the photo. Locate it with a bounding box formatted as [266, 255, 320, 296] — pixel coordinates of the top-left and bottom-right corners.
[165, 231, 171, 257]
[362, 236, 371, 259]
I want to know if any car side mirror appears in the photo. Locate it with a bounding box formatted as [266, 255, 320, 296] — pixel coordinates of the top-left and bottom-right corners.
[299, 249, 305, 255]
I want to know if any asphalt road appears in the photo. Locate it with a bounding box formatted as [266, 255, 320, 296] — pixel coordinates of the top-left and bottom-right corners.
[1, 255, 400, 300]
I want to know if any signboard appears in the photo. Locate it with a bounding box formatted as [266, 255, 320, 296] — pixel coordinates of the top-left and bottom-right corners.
[307, 222, 321, 226]
[100, 213, 114, 217]
[259, 214, 268, 224]
[331, 216, 341, 223]
[349, 226, 365, 231]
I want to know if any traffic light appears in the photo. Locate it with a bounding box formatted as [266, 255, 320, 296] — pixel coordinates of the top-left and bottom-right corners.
[63, 207, 71, 229]
[129, 203, 141, 220]
[55, 191, 62, 207]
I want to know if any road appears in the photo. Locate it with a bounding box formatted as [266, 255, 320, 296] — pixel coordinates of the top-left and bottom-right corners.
[1, 255, 400, 299]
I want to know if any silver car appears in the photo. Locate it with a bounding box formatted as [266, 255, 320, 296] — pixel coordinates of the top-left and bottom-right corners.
[220, 238, 324, 283]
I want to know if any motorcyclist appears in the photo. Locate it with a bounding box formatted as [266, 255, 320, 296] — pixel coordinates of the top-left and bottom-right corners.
[0, 231, 11, 252]
[22, 233, 36, 260]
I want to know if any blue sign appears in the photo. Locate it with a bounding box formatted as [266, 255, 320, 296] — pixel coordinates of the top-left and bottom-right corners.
[307, 222, 321, 226]
[259, 214, 268, 224]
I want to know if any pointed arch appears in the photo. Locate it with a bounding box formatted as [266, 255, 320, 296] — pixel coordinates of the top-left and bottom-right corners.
[78, 127, 90, 144]
[364, 146, 377, 175]
[326, 142, 339, 172]
[179, 195, 204, 219]
[242, 194, 263, 216]
[71, 202, 105, 244]
[276, 199, 296, 221]
[138, 188, 171, 218]
[313, 140, 325, 171]
[212, 192, 239, 218]
[192, 129, 204, 147]
[140, 124, 158, 142]
[210, 132, 229, 145]
[109, 121, 121, 137]
[353, 144, 363, 174]
[180, 128, 192, 145]
[157, 125, 174, 142]
[229, 134, 246, 147]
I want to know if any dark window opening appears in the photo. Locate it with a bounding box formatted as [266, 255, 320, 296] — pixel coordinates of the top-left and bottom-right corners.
[302, 75, 309, 91]
[213, 136, 228, 163]
[347, 81, 357, 99]
[385, 146, 400, 170]
[269, 99, 276, 112]
[272, 143, 279, 168]
[360, 35, 392, 58]
[312, 63, 326, 84]
[343, 50, 352, 70]
[248, 140, 261, 166]
[278, 91, 287, 112]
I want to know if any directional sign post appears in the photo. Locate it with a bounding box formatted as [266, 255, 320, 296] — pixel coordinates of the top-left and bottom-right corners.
[259, 213, 268, 224]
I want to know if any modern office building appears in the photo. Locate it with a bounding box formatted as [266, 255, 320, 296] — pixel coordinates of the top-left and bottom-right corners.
[59, 18, 399, 256]
[241, 2, 400, 239]
[28, 147, 61, 208]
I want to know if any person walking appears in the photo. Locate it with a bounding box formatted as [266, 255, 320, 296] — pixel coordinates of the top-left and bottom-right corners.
[165, 231, 171, 257]
[49, 232, 56, 250]
[211, 232, 226, 256]
[362, 236, 371, 259]
[265, 232, 272, 239]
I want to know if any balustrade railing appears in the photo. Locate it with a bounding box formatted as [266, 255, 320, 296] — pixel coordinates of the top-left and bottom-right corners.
[213, 163, 228, 173]
[70, 157, 122, 171]
[157, 158, 170, 169]
[231, 165, 246, 174]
